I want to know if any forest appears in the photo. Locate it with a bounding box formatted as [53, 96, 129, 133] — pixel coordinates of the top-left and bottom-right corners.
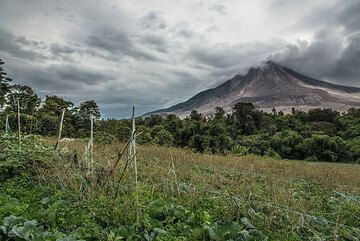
[1, 60, 360, 164]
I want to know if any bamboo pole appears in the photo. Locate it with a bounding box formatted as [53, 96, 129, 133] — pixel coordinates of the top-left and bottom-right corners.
[55, 108, 65, 150]
[17, 100, 21, 146]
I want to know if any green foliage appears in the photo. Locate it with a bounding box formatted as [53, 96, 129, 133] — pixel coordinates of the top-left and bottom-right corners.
[271, 130, 303, 159]
[0, 59, 12, 107]
[231, 145, 250, 156]
[298, 134, 350, 162]
[5, 84, 41, 115]
[0, 134, 54, 179]
[94, 131, 116, 144]
[153, 128, 174, 147]
[0, 215, 84, 241]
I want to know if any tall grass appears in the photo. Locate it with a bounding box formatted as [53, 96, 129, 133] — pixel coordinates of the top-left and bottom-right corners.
[39, 138, 360, 239]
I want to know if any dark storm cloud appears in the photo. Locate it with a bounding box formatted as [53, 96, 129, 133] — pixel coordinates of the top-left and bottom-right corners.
[53, 64, 116, 85]
[0, 28, 45, 60]
[330, 34, 360, 83]
[271, 0, 360, 86]
[273, 30, 342, 80]
[86, 25, 161, 61]
[191, 42, 282, 69]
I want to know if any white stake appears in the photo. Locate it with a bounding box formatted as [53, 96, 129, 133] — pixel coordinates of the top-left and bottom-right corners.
[132, 106, 137, 187]
[17, 100, 21, 146]
[55, 108, 66, 150]
[90, 114, 94, 172]
[5, 113, 9, 133]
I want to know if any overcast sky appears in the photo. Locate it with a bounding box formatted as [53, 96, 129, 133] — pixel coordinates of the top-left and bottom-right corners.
[0, 0, 359, 117]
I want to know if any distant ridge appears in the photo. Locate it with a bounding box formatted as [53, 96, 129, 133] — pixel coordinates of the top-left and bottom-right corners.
[146, 61, 360, 117]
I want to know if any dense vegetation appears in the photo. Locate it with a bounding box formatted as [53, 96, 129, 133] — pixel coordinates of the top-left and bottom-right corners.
[0, 134, 359, 240]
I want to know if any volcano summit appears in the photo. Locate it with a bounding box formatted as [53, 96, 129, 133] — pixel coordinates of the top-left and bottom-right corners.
[148, 61, 360, 116]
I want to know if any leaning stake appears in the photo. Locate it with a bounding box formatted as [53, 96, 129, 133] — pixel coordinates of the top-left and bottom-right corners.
[132, 106, 137, 187]
[55, 108, 66, 150]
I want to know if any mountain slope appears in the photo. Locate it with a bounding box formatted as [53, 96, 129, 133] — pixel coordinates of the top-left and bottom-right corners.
[147, 61, 360, 116]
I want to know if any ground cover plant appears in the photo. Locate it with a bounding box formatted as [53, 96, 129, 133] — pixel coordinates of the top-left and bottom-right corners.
[1, 134, 359, 240]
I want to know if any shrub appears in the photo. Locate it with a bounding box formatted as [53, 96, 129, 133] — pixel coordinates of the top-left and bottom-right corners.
[0, 134, 53, 179]
[94, 131, 116, 144]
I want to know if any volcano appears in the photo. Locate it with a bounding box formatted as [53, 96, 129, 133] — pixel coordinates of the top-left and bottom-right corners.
[147, 61, 360, 116]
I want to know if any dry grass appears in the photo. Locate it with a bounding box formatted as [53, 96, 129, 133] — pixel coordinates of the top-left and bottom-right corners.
[44, 138, 360, 239]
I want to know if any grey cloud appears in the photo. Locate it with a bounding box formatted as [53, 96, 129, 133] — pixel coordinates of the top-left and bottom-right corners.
[52, 64, 116, 85]
[273, 29, 343, 80]
[50, 43, 76, 55]
[191, 42, 281, 69]
[330, 34, 360, 84]
[140, 34, 168, 53]
[139, 11, 167, 30]
[337, 0, 360, 32]
[87, 26, 161, 61]
[0, 28, 45, 60]
[172, 23, 194, 38]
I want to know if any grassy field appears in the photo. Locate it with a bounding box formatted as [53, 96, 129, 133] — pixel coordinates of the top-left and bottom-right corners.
[1, 136, 360, 240]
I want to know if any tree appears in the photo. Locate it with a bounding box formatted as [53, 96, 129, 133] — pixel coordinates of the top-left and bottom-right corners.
[189, 110, 203, 121]
[143, 115, 163, 127]
[37, 95, 73, 116]
[0, 59, 12, 107]
[154, 129, 174, 146]
[5, 84, 41, 115]
[189, 134, 211, 153]
[271, 130, 303, 159]
[308, 108, 340, 124]
[232, 102, 262, 135]
[79, 100, 101, 120]
[214, 107, 226, 121]
[297, 134, 350, 162]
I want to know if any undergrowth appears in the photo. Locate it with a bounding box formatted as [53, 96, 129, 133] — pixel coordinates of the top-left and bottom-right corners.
[0, 134, 359, 240]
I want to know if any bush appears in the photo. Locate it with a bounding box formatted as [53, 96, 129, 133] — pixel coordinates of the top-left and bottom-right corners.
[0, 134, 53, 179]
[271, 130, 303, 159]
[231, 145, 250, 156]
[94, 131, 116, 144]
[154, 129, 174, 147]
[297, 134, 350, 162]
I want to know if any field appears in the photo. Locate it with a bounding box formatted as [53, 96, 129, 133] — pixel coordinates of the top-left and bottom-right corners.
[1, 135, 360, 240]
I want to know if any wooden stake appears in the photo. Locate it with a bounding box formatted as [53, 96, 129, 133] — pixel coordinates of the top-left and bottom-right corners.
[5, 113, 9, 133]
[55, 108, 65, 150]
[17, 100, 21, 146]
[90, 114, 94, 172]
[132, 106, 137, 187]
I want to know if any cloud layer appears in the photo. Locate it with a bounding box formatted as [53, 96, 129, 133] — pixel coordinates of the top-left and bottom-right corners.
[0, 0, 359, 117]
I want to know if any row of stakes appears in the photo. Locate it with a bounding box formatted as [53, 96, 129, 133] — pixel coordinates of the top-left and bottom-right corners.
[3, 102, 138, 188]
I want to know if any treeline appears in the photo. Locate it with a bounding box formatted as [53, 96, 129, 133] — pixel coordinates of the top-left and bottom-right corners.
[126, 105, 360, 163]
[1, 59, 360, 163]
